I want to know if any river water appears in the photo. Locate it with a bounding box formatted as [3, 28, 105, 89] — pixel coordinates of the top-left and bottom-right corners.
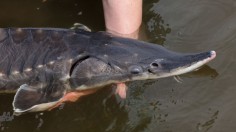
[0, 0, 235, 132]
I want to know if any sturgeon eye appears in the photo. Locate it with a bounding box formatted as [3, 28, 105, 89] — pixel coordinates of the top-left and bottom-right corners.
[129, 65, 143, 74]
[151, 62, 159, 67]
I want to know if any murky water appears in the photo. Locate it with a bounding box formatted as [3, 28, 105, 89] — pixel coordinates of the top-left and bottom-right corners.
[0, 0, 235, 131]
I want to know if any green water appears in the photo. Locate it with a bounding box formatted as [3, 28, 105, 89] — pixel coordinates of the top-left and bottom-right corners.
[0, 0, 235, 131]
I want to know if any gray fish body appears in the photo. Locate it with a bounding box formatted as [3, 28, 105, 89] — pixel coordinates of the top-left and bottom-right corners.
[0, 28, 216, 114]
[0, 28, 88, 91]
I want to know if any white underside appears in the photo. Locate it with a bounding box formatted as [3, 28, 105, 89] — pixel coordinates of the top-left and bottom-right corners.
[13, 101, 59, 114]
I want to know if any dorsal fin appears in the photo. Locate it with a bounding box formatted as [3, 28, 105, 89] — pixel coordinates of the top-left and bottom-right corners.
[70, 23, 91, 32]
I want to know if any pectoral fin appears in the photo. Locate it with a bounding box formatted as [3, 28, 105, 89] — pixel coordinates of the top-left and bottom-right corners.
[13, 82, 66, 114]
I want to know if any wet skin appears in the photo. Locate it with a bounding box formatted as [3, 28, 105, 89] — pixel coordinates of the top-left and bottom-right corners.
[0, 28, 216, 114]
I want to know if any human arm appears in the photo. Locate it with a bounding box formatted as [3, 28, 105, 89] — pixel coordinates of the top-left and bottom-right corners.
[102, 0, 142, 39]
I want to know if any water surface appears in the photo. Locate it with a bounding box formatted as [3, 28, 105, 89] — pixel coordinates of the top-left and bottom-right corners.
[0, 0, 235, 131]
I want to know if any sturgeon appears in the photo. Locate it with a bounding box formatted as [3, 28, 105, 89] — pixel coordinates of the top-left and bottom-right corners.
[0, 28, 216, 114]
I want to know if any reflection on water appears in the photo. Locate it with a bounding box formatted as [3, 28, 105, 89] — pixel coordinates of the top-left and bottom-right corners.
[0, 112, 14, 131]
[196, 110, 219, 131]
[185, 65, 219, 79]
[0, 0, 236, 131]
[143, 0, 171, 45]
